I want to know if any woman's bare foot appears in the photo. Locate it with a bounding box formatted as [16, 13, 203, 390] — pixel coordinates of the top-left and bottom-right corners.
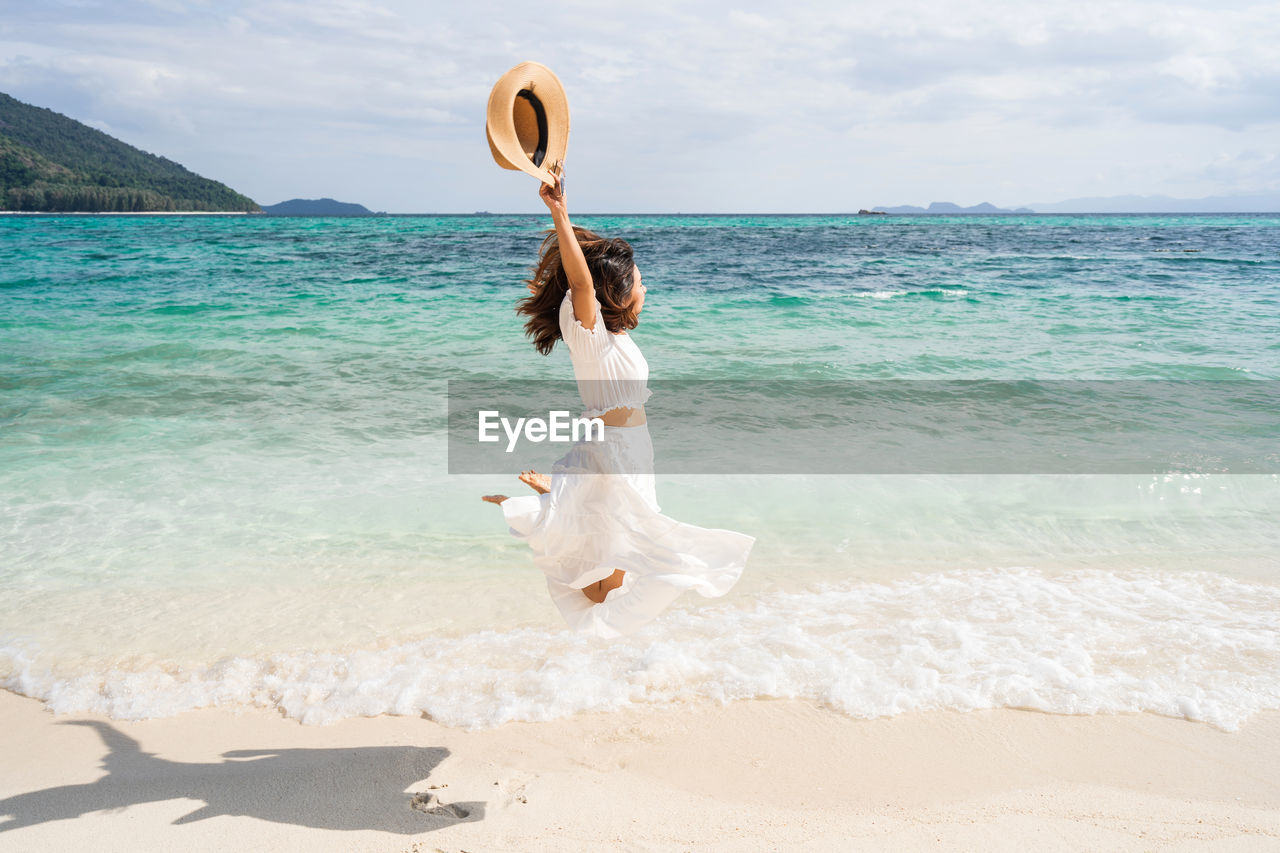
[583, 569, 626, 604]
[519, 470, 551, 495]
[481, 494, 508, 505]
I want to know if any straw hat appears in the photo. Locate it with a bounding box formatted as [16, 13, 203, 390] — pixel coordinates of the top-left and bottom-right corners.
[486, 62, 570, 186]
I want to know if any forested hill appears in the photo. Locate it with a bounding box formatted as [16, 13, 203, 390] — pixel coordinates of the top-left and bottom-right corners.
[0, 92, 259, 212]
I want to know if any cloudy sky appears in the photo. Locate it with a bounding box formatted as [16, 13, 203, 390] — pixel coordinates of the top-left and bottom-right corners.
[2, 0, 1278, 212]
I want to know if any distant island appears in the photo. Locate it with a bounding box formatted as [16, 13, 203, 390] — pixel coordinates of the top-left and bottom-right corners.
[261, 198, 375, 216]
[872, 194, 1280, 214]
[0, 92, 258, 213]
[1024, 193, 1280, 213]
[873, 201, 1034, 214]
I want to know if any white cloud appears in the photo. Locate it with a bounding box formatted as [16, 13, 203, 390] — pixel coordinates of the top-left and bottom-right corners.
[1, 0, 1278, 210]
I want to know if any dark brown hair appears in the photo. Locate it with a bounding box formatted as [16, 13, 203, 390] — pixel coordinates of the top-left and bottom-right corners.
[517, 226, 638, 355]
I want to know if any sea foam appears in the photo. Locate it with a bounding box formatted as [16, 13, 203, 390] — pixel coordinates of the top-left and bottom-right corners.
[4, 567, 1279, 731]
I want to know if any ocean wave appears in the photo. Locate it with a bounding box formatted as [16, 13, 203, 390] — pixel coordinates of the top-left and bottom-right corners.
[843, 289, 971, 299]
[4, 567, 1280, 731]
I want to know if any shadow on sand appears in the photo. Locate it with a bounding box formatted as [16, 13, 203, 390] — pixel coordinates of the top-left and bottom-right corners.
[0, 720, 484, 835]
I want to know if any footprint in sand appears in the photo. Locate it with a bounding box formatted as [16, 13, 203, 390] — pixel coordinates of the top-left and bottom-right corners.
[493, 771, 532, 806]
[410, 791, 470, 819]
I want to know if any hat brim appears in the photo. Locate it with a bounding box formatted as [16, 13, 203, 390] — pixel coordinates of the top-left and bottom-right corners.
[485, 62, 569, 186]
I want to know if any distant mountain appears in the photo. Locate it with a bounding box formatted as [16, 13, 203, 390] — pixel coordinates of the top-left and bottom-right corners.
[261, 198, 374, 216]
[1025, 193, 1280, 213]
[0, 92, 258, 212]
[873, 201, 1034, 214]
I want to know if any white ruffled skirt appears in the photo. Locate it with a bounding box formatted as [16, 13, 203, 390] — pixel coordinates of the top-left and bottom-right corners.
[501, 423, 754, 638]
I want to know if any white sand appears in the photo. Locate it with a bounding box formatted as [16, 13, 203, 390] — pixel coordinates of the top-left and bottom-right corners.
[2, 689, 1278, 851]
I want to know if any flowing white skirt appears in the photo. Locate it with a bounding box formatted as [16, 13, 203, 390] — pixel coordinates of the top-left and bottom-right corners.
[501, 423, 754, 638]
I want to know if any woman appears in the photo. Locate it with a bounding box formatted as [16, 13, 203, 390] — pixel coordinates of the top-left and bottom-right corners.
[482, 174, 754, 638]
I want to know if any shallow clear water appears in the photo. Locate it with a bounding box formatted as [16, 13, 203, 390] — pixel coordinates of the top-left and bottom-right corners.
[2, 213, 1278, 728]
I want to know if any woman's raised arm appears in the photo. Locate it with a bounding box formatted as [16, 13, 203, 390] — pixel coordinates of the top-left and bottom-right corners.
[538, 174, 598, 331]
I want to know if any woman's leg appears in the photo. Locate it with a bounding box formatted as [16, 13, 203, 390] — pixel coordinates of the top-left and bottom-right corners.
[582, 569, 626, 603]
[487, 470, 624, 604]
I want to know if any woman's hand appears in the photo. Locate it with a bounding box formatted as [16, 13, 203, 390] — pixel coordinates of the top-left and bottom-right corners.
[538, 168, 567, 218]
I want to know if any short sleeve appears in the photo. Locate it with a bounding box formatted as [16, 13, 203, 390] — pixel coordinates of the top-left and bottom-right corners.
[560, 291, 608, 353]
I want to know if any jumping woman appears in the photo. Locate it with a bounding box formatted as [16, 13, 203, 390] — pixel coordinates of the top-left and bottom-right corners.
[482, 174, 754, 637]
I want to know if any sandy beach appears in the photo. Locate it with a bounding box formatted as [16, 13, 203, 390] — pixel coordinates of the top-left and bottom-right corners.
[3, 689, 1278, 852]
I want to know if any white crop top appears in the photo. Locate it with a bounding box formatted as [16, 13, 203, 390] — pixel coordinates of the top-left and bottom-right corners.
[559, 290, 652, 417]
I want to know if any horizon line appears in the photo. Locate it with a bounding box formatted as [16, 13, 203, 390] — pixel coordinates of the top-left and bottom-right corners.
[6, 210, 1280, 217]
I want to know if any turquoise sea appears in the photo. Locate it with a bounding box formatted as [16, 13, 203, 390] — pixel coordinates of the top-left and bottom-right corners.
[2, 213, 1278, 728]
